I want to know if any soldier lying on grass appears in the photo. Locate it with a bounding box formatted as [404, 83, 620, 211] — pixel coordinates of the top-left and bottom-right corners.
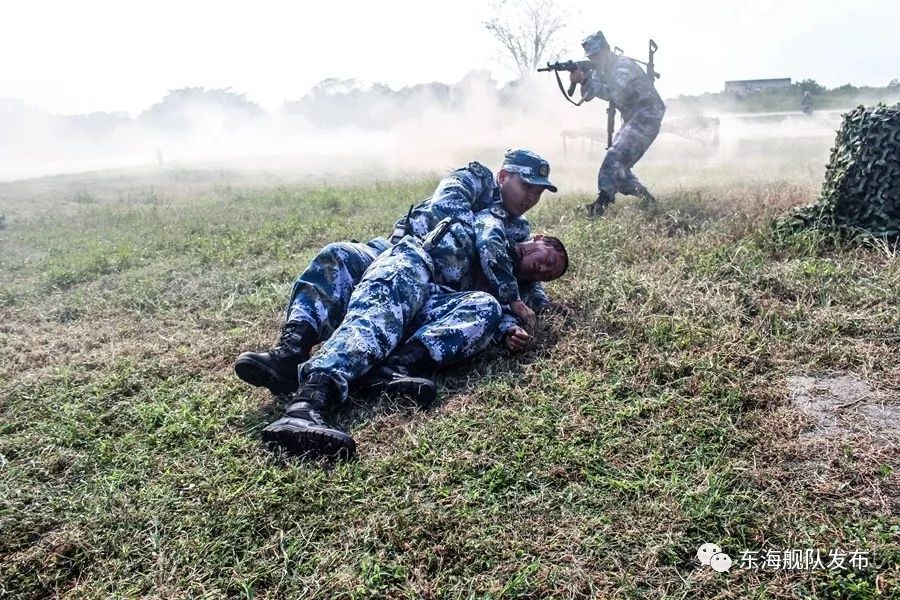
[234, 149, 569, 458]
[250, 212, 568, 458]
[236, 148, 568, 395]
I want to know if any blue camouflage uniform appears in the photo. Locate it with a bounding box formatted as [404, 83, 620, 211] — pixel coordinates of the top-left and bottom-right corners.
[390, 153, 551, 312]
[285, 238, 391, 340]
[472, 208, 542, 339]
[299, 211, 522, 401]
[580, 31, 666, 199]
[282, 216, 537, 352]
[286, 150, 557, 341]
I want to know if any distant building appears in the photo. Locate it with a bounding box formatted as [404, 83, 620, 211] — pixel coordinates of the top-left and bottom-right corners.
[724, 78, 792, 96]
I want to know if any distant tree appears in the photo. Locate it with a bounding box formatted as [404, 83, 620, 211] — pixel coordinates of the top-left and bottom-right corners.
[889, 78, 900, 90]
[61, 112, 132, 138]
[483, 0, 568, 78]
[306, 78, 366, 98]
[396, 81, 452, 104]
[139, 87, 262, 130]
[796, 78, 826, 94]
[832, 83, 859, 95]
[284, 74, 487, 130]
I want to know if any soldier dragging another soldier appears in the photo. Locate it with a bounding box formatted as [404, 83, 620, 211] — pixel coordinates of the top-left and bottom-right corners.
[234, 150, 571, 459]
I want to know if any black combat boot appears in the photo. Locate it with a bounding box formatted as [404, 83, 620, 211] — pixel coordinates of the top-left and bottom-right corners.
[356, 342, 438, 408]
[234, 321, 316, 394]
[261, 371, 355, 458]
[585, 190, 615, 217]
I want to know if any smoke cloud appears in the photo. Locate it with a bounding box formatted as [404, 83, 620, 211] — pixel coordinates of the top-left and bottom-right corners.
[2, 71, 888, 187]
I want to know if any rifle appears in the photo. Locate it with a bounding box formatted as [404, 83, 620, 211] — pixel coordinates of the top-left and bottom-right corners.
[606, 102, 616, 150]
[538, 39, 660, 149]
[647, 39, 659, 82]
[536, 60, 595, 106]
[615, 40, 660, 81]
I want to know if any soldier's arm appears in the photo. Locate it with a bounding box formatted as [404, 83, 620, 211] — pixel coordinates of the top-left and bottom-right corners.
[581, 70, 611, 103]
[520, 281, 550, 310]
[495, 309, 524, 343]
[502, 216, 550, 311]
[423, 162, 495, 227]
[495, 279, 553, 346]
[392, 162, 495, 241]
[493, 281, 566, 350]
[474, 210, 521, 306]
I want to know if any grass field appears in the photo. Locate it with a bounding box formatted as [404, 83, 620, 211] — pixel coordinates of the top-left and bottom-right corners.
[1, 139, 898, 598]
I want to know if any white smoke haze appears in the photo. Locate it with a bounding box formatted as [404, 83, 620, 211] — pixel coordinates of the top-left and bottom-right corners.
[1, 73, 575, 182]
[1, 70, 893, 188]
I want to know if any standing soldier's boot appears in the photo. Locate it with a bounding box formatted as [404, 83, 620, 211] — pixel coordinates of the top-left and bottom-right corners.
[585, 190, 615, 218]
[234, 321, 316, 394]
[262, 371, 355, 458]
[356, 341, 438, 408]
[630, 184, 657, 210]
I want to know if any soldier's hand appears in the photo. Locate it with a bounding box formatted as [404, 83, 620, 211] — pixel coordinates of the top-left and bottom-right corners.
[569, 69, 586, 85]
[510, 299, 536, 331]
[505, 326, 530, 352]
[540, 301, 575, 318]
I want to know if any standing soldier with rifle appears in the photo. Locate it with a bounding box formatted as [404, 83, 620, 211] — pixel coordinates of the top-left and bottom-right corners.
[567, 30, 666, 216]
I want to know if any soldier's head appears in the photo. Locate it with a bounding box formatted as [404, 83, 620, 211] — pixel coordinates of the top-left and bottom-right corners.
[515, 234, 569, 282]
[498, 148, 557, 218]
[582, 30, 611, 64]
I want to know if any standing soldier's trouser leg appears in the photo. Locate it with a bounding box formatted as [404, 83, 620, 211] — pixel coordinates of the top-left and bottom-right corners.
[404, 291, 503, 366]
[597, 149, 626, 200]
[299, 238, 434, 401]
[286, 238, 391, 338]
[597, 108, 664, 198]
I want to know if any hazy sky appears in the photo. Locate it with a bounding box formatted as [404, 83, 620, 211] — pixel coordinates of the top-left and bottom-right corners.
[2, 0, 897, 115]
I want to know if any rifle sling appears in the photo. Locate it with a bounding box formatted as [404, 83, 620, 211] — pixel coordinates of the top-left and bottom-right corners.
[554, 70, 583, 107]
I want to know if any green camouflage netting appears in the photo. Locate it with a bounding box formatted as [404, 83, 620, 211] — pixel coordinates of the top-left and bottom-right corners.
[779, 103, 900, 237]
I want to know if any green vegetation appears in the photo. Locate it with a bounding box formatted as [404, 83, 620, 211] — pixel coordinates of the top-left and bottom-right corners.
[669, 79, 900, 114]
[780, 103, 900, 238]
[1, 155, 898, 598]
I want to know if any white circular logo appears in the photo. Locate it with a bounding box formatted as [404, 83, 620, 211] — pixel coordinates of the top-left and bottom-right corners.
[696, 543, 721, 566]
[710, 552, 733, 572]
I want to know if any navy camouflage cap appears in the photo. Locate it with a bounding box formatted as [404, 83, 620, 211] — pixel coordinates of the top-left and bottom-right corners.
[581, 30, 609, 57]
[501, 149, 557, 193]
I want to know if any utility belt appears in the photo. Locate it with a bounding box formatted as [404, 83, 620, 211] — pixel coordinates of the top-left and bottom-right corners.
[389, 204, 456, 255]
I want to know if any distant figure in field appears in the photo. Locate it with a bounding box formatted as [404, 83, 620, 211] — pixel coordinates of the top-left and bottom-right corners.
[569, 30, 666, 217]
[801, 91, 814, 115]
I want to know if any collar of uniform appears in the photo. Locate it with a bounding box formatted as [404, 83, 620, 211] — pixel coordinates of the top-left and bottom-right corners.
[509, 243, 520, 277]
[491, 181, 502, 207]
